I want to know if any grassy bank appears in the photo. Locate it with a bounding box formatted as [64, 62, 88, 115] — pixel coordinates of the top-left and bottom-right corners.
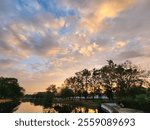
[116, 94, 150, 112]
[54, 99, 102, 109]
[0, 99, 12, 103]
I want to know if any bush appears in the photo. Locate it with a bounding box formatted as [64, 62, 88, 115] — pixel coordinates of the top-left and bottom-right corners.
[135, 94, 146, 101]
[117, 95, 150, 112]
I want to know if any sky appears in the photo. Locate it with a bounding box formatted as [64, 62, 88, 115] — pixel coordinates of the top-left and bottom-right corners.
[0, 0, 150, 93]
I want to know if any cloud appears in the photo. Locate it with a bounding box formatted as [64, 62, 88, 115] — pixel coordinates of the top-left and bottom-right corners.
[98, 0, 150, 39]
[0, 58, 16, 67]
[114, 41, 127, 49]
[0, 14, 66, 58]
[80, 0, 135, 33]
[79, 43, 103, 56]
[43, 17, 65, 30]
[0, 0, 150, 93]
[118, 50, 143, 59]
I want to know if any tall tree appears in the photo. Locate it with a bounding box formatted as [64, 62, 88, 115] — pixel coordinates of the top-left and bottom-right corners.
[99, 60, 116, 100]
[0, 77, 25, 99]
[75, 70, 89, 100]
[76, 69, 91, 99]
[89, 68, 102, 100]
[82, 69, 91, 93]
[65, 76, 78, 98]
[115, 60, 150, 97]
[46, 84, 57, 96]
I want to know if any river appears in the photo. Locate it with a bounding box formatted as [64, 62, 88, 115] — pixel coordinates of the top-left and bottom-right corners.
[0, 100, 104, 113]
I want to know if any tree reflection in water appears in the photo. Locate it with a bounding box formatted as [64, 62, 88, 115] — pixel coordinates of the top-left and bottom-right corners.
[22, 99, 104, 113]
[0, 99, 107, 113]
[0, 100, 21, 113]
[43, 104, 99, 113]
[22, 98, 53, 109]
[73, 107, 98, 113]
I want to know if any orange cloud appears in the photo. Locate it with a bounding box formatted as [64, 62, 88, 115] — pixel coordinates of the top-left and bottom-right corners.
[115, 41, 126, 49]
[79, 43, 104, 56]
[81, 0, 135, 33]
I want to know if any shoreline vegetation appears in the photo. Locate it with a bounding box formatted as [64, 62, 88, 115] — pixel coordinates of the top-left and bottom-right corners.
[0, 99, 12, 103]
[0, 60, 150, 113]
[53, 99, 101, 109]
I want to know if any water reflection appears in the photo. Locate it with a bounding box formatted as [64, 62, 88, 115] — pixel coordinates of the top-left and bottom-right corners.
[72, 107, 98, 113]
[44, 104, 74, 113]
[0, 100, 106, 113]
[15, 102, 43, 113]
[43, 104, 99, 113]
[0, 100, 20, 113]
[22, 98, 52, 109]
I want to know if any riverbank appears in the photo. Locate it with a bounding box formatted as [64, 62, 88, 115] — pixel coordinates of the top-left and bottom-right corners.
[0, 99, 12, 103]
[0, 98, 145, 113]
[54, 99, 101, 109]
[102, 103, 143, 113]
[116, 95, 150, 112]
[54, 99, 144, 113]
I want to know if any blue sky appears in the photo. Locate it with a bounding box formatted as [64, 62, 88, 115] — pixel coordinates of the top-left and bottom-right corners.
[0, 0, 150, 93]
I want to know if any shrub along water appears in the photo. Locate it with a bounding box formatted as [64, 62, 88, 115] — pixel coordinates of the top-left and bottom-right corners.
[116, 94, 150, 112]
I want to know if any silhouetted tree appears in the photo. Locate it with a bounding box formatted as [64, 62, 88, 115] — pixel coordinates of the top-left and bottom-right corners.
[0, 77, 25, 99]
[99, 60, 116, 100]
[89, 68, 102, 100]
[0, 100, 21, 113]
[60, 87, 74, 99]
[75, 72, 84, 100]
[82, 69, 91, 93]
[61, 60, 150, 101]
[115, 60, 150, 97]
[75, 69, 91, 99]
[46, 84, 57, 96]
[82, 90, 88, 99]
[65, 76, 78, 98]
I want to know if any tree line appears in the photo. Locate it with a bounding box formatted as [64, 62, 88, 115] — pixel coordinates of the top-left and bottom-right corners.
[1, 60, 150, 101]
[58, 60, 150, 100]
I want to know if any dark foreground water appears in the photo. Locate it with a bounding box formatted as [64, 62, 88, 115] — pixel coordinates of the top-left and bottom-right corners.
[0, 100, 103, 113]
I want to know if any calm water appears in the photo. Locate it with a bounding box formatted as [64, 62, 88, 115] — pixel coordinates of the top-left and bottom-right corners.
[15, 102, 43, 113]
[0, 100, 102, 113]
[15, 102, 98, 113]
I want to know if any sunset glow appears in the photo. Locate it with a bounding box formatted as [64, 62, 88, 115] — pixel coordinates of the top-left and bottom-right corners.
[0, 0, 150, 93]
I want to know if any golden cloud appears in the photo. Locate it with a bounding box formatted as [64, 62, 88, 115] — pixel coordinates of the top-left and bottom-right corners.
[115, 41, 126, 49]
[79, 43, 104, 56]
[81, 0, 135, 33]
